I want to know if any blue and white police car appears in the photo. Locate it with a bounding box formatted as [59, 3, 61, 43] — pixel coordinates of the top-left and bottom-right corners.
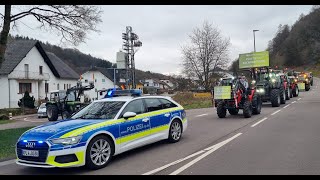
[16, 90, 187, 169]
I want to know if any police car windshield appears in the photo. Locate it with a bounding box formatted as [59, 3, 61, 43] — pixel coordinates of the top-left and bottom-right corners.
[71, 101, 126, 120]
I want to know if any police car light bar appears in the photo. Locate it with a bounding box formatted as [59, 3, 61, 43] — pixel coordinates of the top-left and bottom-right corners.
[105, 89, 142, 98]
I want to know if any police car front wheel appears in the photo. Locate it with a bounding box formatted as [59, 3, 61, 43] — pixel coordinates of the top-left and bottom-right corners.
[168, 120, 182, 143]
[85, 135, 114, 170]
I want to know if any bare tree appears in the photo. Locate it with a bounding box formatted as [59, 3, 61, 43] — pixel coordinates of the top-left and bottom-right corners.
[0, 5, 102, 67]
[182, 21, 230, 91]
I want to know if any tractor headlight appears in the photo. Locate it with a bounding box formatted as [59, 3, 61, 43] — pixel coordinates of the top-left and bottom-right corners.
[294, 79, 297, 82]
[271, 79, 276, 83]
[252, 80, 256, 85]
[257, 88, 265, 94]
[50, 136, 82, 145]
[305, 79, 308, 82]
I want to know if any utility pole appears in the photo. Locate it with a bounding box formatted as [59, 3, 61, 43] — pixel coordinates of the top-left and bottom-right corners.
[122, 26, 142, 89]
[253, 29, 259, 52]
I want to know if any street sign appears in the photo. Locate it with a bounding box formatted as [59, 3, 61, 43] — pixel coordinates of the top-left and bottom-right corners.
[298, 83, 305, 90]
[239, 51, 269, 69]
[214, 86, 231, 99]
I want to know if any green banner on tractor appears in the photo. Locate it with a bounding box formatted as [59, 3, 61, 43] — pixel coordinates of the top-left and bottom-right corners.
[239, 51, 270, 69]
[298, 83, 305, 90]
[214, 86, 231, 100]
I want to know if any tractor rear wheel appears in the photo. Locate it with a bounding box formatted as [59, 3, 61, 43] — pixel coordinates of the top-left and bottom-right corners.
[47, 105, 59, 121]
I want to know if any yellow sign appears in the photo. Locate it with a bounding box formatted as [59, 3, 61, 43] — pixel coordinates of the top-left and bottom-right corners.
[214, 86, 231, 99]
[298, 83, 305, 90]
[193, 92, 212, 98]
[239, 51, 269, 69]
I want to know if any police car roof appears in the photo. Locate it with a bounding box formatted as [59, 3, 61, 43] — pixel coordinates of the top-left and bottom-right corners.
[94, 95, 173, 103]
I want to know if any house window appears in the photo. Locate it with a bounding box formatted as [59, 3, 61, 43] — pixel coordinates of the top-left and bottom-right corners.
[39, 66, 43, 75]
[85, 79, 88, 83]
[69, 84, 71, 88]
[64, 84, 66, 90]
[102, 79, 105, 83]
[45, 83, 49, 93]
[57, 83, 59, 90]
[95, 79, 97, 83]
[19, 83, 32, 94]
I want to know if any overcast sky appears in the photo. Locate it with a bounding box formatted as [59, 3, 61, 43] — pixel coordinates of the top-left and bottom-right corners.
[2, 5, 313, 75]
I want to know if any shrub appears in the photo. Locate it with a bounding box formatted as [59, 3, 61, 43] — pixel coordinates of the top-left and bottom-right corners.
[18, 91, 35, 109]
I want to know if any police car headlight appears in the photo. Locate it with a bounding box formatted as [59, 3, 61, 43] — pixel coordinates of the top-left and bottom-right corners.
[50, 136, 82, 145]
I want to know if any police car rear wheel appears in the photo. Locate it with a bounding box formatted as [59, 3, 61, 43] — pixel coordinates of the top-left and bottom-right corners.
[168, 120, 182, 143]
[85, 135, 114, 170]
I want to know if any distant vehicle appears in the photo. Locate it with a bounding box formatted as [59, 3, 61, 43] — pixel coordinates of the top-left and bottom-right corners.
[37, 103, 47, 118]
[297, 73, 311, 91]
[287, 76, 299, 97]
[16, 89, 187, 170]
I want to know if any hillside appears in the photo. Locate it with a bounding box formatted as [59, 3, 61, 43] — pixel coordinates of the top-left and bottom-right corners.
[267, 6, 320, 76]
[9, 35, 175, 81]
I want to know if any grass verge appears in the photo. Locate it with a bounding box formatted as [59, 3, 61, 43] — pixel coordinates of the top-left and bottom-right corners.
[0, 120, 15, 125]
[0, 127, 34, 161]
[172, 92, 213, 110]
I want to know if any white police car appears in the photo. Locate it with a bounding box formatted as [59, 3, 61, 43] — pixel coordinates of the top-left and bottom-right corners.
[16, 89, 187, 169]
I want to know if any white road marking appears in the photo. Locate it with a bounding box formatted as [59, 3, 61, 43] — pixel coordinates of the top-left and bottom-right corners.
[251, 118, 268, 127]
[142, 150, 205, 175]
[271, 110, 281, 115]
[195, 114, 208, 117]
[283, 104, 290, 109]
[291, 101, 296, 104]
[298, 98, 301, 100]
[169, 133, 242, 175]
[0, 159, 15, 167]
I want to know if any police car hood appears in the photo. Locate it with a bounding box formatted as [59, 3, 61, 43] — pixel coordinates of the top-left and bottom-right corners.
[21, 119, 105, 141]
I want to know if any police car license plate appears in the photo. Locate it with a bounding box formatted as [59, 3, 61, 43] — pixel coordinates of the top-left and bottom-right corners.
[22, 150, 39, 157]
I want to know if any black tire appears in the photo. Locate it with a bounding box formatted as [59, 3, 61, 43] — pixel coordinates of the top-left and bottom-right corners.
[217, 101, 227, 118]
[168, 119, 183, 143]
[285, 87, 290, 100]
[62, 111, 71, 119]
[280, 88, 286, 104]
[243, 101, 253, 118]
[228, 109, 239, 115]
[306, 84, 310, 91]
[47, 105, 59, 121]
[293, 86, 299, 97]
[85, 135, 114, 170]
[270, 89, 280, 107]
[252, 96, 262, 115]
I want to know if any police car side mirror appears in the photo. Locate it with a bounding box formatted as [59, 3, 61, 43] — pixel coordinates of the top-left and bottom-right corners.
[123, 112, 137, 119]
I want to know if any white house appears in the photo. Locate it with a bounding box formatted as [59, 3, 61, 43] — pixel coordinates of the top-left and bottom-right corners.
[0, 40, 79, 109]
[80, 67, 118, 100]
[144, 79, 160, 88]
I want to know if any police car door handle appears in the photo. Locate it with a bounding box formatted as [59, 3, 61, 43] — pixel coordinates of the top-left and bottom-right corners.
[164, 113, 170, 117]
[142, 118, 149, 122]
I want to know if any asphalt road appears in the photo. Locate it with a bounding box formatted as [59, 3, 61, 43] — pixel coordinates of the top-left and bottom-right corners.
[0, 78, 319, 175]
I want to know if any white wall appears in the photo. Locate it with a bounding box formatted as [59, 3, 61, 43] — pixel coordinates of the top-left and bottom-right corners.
[6, 47, 78, 108]
[0, 76, 9, 109]
[81, 70, 116, 100]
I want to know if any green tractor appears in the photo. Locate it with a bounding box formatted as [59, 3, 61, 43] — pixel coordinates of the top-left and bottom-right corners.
[46, 82, 94, 121]
[254, 68, 287, 107]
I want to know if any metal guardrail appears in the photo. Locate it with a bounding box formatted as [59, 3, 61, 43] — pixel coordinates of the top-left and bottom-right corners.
[8, 70, 50, 80]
